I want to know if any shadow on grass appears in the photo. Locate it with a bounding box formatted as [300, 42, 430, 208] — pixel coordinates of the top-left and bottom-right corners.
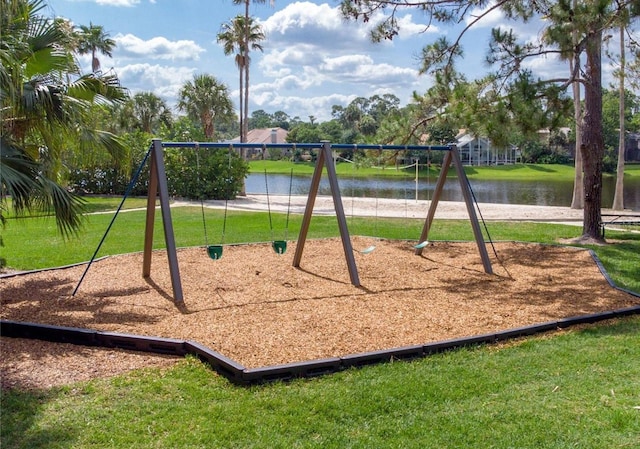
[576, 315, 640, 337]
[1, 388, 77, 449]
[526, 164, 557, 173]
[583, 237, 640, 294]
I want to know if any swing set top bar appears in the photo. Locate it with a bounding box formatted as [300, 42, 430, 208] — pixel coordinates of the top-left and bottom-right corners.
[159, 141, 452, 152]
[161, 141, 320, 150]
[331, 143, 451, 152]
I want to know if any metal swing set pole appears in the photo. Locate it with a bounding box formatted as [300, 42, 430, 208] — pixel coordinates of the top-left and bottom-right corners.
[143, 139, 184, 304]
[293, 140, 361, 286]
[415, 145, 493, 274]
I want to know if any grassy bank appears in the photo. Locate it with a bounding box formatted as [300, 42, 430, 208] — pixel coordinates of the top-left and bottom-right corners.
[250, 160, 640, 181]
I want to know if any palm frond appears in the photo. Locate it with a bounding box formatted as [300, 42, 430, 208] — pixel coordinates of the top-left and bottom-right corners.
[0, 137, 40, 212]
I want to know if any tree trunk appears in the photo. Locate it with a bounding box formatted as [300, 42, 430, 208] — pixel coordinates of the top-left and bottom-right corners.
[238, 0, 250, 196]
[570, 0, 583, 210]
[244, 61, 249, 143]
[570, 76, 584, 209]
[580, 30, 605, 241]
[91, 49, 99, 73]
[203, 112, 214, 140]
[612, 25, 626, 211]
[244, 0, 250, 146]
[239, 57, 244, 144]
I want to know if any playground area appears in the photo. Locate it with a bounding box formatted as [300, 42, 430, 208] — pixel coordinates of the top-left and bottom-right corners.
[2, 141, 638, 387]
[2, 237, 638, 388]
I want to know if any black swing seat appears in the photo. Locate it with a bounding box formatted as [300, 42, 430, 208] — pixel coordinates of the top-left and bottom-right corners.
[272, 240, 287, 255]
[207, 245, 223, 260]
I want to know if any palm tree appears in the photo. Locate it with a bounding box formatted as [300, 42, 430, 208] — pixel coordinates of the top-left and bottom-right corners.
[177, 74, 234, 140]
[217, 14, 265, 144]
[1, 0, 128, 236]
[128, 92, 173, 134]
[77, 22, 115, 73]
[218, 16, 246, 143]
[232, 0, 270, 144]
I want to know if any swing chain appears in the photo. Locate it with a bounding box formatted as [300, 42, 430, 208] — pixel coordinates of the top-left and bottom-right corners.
[196, 143, 210, 248]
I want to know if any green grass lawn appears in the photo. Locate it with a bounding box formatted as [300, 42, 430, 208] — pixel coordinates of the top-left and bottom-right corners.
[1, 195, 150, 219]
[2, 200, 639, 448]
[251, 160, 640, 181]
[2, 316, 639, 448]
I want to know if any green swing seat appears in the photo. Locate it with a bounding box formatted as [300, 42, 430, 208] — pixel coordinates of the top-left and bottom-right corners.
[207, 245, 223, 260]
[272, 240, 287, 255]
[413, 240, 429, 249]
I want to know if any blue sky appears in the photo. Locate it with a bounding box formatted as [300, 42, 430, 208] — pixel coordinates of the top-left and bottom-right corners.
[46, 0, 626, 122]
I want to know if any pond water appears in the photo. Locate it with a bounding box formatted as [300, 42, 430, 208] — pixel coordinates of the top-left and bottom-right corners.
[246, 173, 640, 210]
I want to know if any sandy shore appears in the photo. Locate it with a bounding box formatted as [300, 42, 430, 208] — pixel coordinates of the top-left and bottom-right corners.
[176, 194, 638, 225]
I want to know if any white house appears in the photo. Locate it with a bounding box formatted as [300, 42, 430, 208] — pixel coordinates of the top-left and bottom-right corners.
[455, 131, 520, 165]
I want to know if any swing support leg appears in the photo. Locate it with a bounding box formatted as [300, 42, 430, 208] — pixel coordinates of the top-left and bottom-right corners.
[143, 139, 185, 304]
[293, 141, 361, 286]
[415, 147, 493, 275]
[415, 150, 451, 255]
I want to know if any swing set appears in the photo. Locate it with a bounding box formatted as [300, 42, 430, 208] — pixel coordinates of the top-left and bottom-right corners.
[73, 139, 492, 305]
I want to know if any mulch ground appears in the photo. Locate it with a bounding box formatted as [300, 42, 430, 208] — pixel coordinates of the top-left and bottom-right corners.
[1, 239, 638, 390]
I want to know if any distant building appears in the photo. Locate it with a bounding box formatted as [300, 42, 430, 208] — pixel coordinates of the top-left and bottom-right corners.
[228, 127, 289, 159]
[455, 131, 520, 165]
[625, 132, 640, 162]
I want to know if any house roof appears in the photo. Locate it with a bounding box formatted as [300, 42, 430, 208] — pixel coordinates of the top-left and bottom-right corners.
[457, 134, 475, 146]
[229, 127, 289, 144]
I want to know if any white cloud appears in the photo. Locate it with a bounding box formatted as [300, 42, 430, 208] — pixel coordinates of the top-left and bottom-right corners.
[466, 2, 505, 28]
[259, 45, 318, 71]
[115, 34, 205, 61]
[215, 1, 444, 120]
[116, 63, 196, 109]
[96, 0, 140, 6]
[248, 1, 427, 120]
[261, 1, 370, 49]
[319, 54, 418, 87]
[521, 53, 569, 81]
[253, 91, 358, 120]
[260, 1, 433, 51]
[395, 14, 440, 38]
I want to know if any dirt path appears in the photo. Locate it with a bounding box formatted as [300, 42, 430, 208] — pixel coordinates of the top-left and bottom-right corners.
[178, 194, 595, 222]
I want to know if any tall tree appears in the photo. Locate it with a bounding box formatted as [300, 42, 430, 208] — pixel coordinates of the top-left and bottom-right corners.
[217, 14, 265, 143]
[570, 63, 584, 209]
[1, 0, 127, 236]
[76, 22, 115, 74]
[177, 74, 234, 140]
[341, 0, 639, 242]
[127, 92, 172, 134]
[570, 0, 583, 209]
[610, 8, 637, 210]
[233, 0, 271, 143]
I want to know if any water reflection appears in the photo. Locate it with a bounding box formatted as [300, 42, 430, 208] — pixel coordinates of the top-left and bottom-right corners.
[247, 173, 639, 210]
